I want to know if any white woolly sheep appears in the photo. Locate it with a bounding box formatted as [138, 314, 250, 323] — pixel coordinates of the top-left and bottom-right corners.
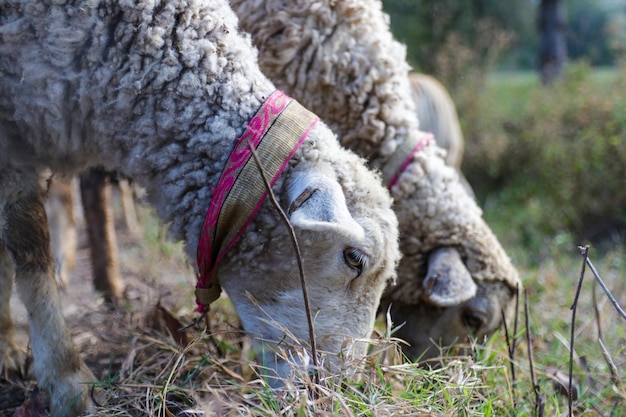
[231, 0, 520, 360]
[0, 1, 400, 415]
[409, 72, 475, 198]
[409, 73, 464, 171]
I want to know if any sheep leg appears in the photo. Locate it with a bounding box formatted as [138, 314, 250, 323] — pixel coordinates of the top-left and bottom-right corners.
[117, 179, 142, 238]
[0, 243, 26, 377]
[46, 176, 78, 289]
[5, 192, 95, 417]
[80, 168, 123, 303]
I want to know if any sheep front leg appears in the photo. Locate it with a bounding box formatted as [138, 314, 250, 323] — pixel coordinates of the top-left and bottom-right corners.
[0, 243, 25, 377]
[5, 192, 95, 417]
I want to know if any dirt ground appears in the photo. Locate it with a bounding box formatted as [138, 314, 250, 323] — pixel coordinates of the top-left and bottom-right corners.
[0, 190, 246, 416]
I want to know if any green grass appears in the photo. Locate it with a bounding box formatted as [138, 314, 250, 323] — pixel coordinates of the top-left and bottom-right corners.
[486, 71, 540, 116]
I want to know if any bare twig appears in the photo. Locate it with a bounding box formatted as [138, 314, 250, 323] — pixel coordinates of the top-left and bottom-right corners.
[501, 283, 521, 410]
[501, 309, 514, 373]
[598, 338, 619, 383]
[591, 267, 619, 384]
[524, 289, 544, 417]
[591, 274, 606, 343]
[247, 141, 320, 386]
[501, 308, 517, 410]
[568, 245, 589, 417]
[578, 246, 626, 320]
[512, 283, 521, 375]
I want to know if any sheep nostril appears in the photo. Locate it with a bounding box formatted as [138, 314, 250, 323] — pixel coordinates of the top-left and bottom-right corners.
[461, 309, 486, 334]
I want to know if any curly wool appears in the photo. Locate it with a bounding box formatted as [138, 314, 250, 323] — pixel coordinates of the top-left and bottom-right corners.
[230, 0, 417, 167]
[0, 0, 274, 257]
[409, 73, 464, 170]
[1, 2, 403, 412]
[387, 145, 517, 304]
[231, 0, 520, 297]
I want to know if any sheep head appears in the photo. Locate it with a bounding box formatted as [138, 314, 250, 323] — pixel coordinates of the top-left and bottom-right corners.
[383, 143, 519, 361]
[385, 280, 515, 362]
[216, 123, 400, 383]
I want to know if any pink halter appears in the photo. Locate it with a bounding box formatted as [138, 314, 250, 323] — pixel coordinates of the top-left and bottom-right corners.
[195, 91, 319, 312]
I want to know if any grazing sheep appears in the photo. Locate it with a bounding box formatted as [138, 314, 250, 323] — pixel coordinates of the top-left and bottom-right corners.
[0, 0, 400, 415]
[409, 73, 464, 171]
[231, 0, 520, 360]
[409, 72, 475, 198]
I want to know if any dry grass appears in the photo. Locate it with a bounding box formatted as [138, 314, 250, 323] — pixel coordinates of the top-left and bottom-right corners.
[1, 204, 625, 416]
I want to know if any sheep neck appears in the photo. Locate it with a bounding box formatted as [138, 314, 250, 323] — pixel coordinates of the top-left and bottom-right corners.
[383, 132, 433, 189]
[195, 90, 319, 313]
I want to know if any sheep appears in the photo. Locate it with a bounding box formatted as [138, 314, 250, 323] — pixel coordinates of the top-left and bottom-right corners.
[230, 0, 520, 361]
[409, 72, 475, 198]
[409, 73, 464, 171]
[46, 11, 469, 310]
[0, 0, 401, 415]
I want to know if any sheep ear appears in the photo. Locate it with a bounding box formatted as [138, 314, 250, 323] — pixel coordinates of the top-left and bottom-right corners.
[286, 173, 363, 237]
[422, 247, 477, 307]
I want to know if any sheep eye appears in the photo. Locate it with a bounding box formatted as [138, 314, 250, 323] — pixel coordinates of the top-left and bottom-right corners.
[343, 247, 368, 277]
[461, 309, 486, 334]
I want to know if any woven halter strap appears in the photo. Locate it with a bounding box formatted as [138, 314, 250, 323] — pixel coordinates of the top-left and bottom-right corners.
[382, 131, 433, 189]
[195, 90, 319, 312]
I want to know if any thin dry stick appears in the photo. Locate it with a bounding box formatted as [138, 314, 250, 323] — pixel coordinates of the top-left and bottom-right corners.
[591, 276, 605, 342]
[501, 309, 514, 370]
[247, 141, 320, 385]
[569, 245, 589, 417]
[511, 284, 521, 374]
[579, 246, 626, 320]
[501, 309, 517, 410]
[598, 337, 619, 383]
[591, 268, 619, 383]
[524, 289, 544, 417]
[501, 283, 521, 409]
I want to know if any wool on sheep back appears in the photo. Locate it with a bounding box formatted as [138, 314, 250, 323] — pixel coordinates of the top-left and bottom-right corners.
[231, 0, 520, 361]
[409, 73, 464, 171]
[0, 0, 400, 415]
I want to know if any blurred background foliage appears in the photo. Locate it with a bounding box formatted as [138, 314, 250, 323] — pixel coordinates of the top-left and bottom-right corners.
[383, 0, 626, 260]
[383, 0, 626, 72]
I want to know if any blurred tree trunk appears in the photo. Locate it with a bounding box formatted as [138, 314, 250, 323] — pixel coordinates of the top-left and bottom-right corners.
[538, 0, 567, 85]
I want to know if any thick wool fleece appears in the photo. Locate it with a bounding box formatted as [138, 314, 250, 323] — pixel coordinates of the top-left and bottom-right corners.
[231, 0, 520, 296]
[0, 0, 399, 327]
[387, 145, 516, 304]
[0, 0, 274, 258]
[1, 2, 403, 412]
[230, 0, 417, 167]
[409, 73, 464, 170]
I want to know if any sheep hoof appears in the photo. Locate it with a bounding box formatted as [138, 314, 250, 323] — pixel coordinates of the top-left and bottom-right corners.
[47, 364, 100, 417]
[0, 337, 27, 379]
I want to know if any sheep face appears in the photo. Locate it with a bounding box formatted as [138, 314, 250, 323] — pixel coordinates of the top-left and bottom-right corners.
[217, 125, 400, 383]
[389, 280, 515, 362]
